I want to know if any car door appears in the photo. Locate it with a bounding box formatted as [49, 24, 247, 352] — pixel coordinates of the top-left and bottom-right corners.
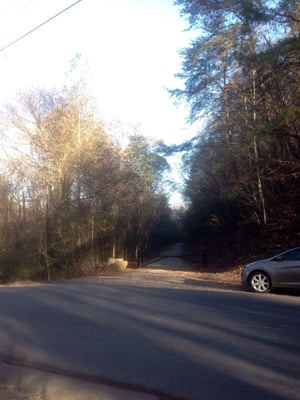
[273, 249, 300, 287]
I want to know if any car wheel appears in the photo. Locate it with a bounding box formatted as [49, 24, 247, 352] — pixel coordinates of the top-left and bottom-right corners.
[249, 271, 271, 293]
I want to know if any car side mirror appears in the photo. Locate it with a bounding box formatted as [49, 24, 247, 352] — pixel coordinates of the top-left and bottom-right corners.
[273, 255, 283, 262]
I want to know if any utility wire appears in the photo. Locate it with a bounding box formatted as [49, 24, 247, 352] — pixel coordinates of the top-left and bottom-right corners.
[0, 0, 83, 53]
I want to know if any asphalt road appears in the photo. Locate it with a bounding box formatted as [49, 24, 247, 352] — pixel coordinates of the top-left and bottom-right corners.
[0, 267, 300, 399]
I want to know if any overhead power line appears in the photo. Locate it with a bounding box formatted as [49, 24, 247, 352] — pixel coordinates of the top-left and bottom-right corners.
[0, 0, 83, 53]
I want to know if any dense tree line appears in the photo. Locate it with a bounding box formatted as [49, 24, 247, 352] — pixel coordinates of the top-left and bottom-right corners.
[0, 1, 299, 282]
[173, 0, 300, 255]
[0, 84, 173, 282]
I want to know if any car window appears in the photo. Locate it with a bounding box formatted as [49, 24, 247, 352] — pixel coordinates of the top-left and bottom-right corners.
[281, 249, 300, 261]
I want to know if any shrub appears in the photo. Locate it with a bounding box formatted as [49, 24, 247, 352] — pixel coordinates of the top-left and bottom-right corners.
[105, 258, 128, 272]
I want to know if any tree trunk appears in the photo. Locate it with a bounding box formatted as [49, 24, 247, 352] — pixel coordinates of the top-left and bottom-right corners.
[251, 68, 267, 225]
[43, 204, 51, 281]
[253, 136, 267, 225]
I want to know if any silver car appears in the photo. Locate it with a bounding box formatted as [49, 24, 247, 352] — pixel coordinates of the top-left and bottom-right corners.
[242, 247, 300, 293]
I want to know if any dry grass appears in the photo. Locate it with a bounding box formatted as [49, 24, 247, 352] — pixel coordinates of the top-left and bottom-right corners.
[0, 260, 243, 288]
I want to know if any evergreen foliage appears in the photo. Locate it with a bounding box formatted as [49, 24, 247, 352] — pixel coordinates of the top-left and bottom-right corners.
[173, 0, 300, 254]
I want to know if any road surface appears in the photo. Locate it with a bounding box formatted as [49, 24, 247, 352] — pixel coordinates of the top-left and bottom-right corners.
[0, 252, 300, 399]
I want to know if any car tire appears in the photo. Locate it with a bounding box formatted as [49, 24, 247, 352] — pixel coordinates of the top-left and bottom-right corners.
[249, 271, 271, 293]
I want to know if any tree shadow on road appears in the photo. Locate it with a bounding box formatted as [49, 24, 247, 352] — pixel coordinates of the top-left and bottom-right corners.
[182, 277, 242, 292]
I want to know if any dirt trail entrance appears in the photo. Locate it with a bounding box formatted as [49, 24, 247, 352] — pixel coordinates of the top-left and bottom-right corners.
[144, 243, 193, 271]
